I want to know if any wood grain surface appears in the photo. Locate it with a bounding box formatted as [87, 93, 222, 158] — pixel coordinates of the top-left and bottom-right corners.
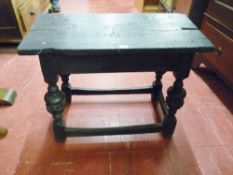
[17, 13, 214, 55]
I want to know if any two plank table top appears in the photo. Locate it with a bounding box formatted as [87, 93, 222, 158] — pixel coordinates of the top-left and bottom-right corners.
[18, 13, 215, 142]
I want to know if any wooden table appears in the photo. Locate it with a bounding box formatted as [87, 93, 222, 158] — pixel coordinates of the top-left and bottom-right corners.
[18, 13, 214, 142]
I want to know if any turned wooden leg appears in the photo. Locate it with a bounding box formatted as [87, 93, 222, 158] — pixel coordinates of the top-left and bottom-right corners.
[44, 84, 66, 142]
[163, 72, 187, 138]
[40, 56, 66, 142]
[61, 74, 72, 103]
[151, 71, 165, 101]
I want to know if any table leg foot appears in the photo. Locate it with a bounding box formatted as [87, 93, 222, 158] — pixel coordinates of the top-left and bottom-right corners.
[53, 118, 66, 142]
[162, 117, 177, 138]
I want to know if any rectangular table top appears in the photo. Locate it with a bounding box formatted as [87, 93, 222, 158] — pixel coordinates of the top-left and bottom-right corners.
[17, 13, 215, 56]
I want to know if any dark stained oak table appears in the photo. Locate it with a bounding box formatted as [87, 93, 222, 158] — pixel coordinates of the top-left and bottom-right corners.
[18, 13, 215, 142]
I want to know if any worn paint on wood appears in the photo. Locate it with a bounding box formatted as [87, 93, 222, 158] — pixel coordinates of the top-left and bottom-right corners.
[17, 13, 214, 55]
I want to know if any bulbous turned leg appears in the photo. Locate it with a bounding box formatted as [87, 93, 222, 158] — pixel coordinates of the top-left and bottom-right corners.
[44, 84, 66, 142]
[163, 72, 187, 138]
[40, 56, 67, 142]
[61, 74, 72, 104]
[151, 71, 165, 101]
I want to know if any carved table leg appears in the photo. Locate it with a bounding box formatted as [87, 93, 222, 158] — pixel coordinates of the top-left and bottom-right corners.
[162, 54, 193, 138]
[40, 57, 66, 142]
[61, 74, 72, 104]
[44, 84, 66, 142]
[163, 72, 187, 138]
[151, 71, 165, 101]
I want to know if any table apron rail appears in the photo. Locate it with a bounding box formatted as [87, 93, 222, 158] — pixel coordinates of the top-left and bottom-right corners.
[40, 54, 182, 74]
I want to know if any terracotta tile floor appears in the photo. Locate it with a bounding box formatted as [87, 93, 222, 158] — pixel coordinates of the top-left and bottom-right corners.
[0, 0, 233, 175]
